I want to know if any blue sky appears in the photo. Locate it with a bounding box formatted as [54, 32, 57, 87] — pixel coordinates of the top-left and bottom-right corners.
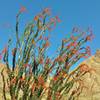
[0, 0, 100, 67]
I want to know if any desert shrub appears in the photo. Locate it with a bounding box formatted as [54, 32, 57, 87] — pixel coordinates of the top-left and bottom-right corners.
[0, 7, 94, 100]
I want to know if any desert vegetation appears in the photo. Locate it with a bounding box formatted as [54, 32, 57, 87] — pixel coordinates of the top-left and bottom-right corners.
[0, 7, 94, 100]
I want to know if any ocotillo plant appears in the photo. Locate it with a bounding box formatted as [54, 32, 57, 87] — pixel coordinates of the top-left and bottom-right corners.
[0, 7, 94, 100]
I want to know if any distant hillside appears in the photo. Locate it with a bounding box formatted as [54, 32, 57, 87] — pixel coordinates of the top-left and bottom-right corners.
[77, 49, 100, 100]
[0, 63, 10, 99]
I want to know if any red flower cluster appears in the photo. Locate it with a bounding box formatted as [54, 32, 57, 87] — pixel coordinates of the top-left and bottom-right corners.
[83, 46, 91, 58]
[34, 16, 39, 21]
[43, 8, 51, 15]
[44, 41, 50, 48]
[2, 47, 7, 54]
[55, 16, 61, 23]
[19, 6, 27, 13]
[0, 53, 2, 60]
[39, 56, 44, 64]
[38, 76, 45, 88]
[86, 33, 94, 41]
[23, 63, 31, 68]
[12, 48, 17, 56]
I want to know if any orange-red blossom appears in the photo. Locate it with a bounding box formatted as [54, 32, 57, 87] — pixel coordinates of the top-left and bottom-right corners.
[44, 41, 50, 48]
[34, 16, 39, 21]
[19, 6, 27, 13]
[2, 47, 7, 54]
[39, 56, 44, 64]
